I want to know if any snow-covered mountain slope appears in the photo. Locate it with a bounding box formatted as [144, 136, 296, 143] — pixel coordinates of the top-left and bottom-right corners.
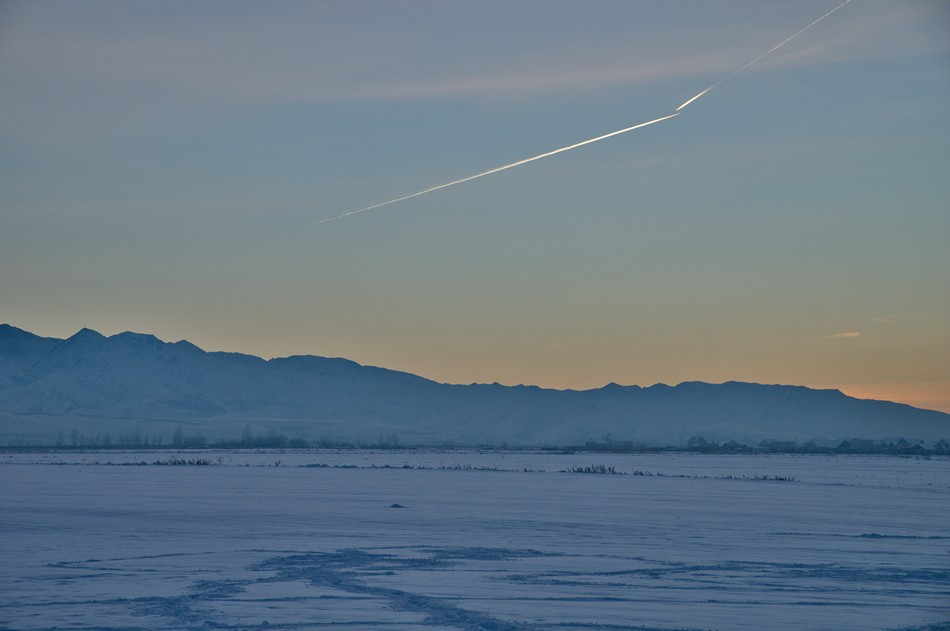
[1, 324, 948, 446]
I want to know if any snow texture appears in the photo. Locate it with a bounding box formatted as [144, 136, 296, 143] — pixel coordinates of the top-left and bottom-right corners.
[1, 451, 947, 630]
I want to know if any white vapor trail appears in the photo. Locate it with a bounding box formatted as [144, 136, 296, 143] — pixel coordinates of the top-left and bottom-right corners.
[311, 0, 852, 227]
[675, 87, 712, 112]
[308, 113, 679, 227]
[676, 0, 853, 111]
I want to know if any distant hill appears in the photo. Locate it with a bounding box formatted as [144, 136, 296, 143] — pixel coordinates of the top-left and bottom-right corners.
[1, 324, 948, 447]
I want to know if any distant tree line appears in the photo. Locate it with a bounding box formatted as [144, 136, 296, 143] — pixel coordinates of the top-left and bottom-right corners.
[6, 426, 408, 450]
[214, 427, 306, 449]
[563, 436, 950, 456]
[50, 429, 167, 449]
[6, 430, 948, 455]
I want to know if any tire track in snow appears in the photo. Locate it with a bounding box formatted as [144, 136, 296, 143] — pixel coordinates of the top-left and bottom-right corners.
[253, 548, 548, 630]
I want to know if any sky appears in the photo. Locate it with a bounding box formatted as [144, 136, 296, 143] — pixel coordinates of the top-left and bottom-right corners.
[1, 0, 948, 412]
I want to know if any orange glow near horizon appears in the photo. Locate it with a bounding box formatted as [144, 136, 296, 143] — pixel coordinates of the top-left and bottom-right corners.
[839, 383, 950, 415]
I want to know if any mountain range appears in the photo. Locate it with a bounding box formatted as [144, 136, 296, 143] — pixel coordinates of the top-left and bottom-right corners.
[1, 324, 947, 447]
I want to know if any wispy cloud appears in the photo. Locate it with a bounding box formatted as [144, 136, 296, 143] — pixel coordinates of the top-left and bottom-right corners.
[871, 314, 899, 323]
[822, 331, 861, 340]
[2, 1, 925, 106]
[0, 30, 735, 103]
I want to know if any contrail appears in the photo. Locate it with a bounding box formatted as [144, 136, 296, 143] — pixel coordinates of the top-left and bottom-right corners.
[675, 87, 712, 112]
[676, 0, 853, 111]
[308, 112, 679, 227]
[311, 0, 852, 227]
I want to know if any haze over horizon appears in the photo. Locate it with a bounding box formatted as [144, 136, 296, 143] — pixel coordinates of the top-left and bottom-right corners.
[3, 322, 947, 417]
[2, 1, 948, 413]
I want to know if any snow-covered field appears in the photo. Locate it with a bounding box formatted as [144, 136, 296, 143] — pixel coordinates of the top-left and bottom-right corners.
[1, 451, 947, 630]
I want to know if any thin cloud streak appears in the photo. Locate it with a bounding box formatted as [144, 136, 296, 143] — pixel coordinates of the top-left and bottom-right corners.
[872, 314, 899, 323]
[823, 331, 861, 340]
[308, 113, 679, 227]
[2, 0, 883, 107]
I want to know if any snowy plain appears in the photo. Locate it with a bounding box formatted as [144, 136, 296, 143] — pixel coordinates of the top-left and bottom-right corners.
[1, 451, 948, 630]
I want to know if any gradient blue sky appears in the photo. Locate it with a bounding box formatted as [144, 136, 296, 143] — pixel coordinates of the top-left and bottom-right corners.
[2, 1, 948, 411]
